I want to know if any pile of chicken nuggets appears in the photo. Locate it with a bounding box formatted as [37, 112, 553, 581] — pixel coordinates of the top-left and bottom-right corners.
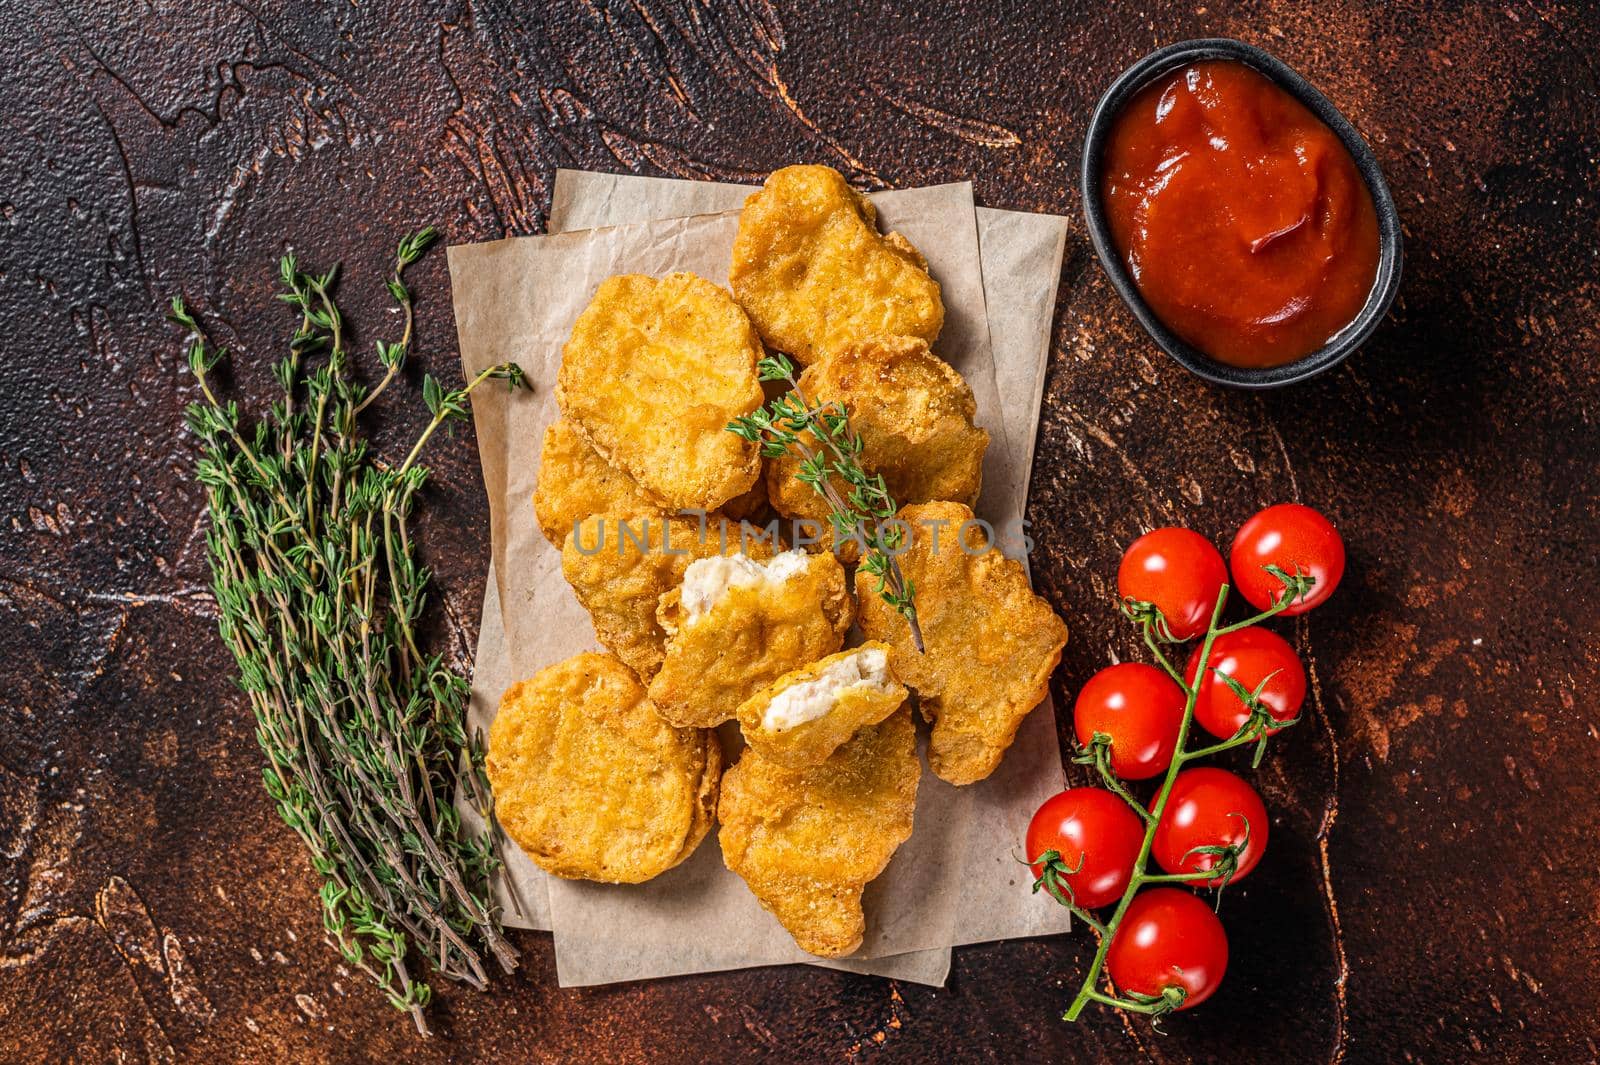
[488, 165, 1069, 958]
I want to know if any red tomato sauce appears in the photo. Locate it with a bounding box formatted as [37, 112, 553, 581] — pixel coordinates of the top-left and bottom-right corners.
[1100, 61, 1380, 369]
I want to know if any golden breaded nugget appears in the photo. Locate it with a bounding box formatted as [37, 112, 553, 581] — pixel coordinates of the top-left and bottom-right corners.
[557, 273, 763, 510]
[730, 165, 944, 365]
[768, 335, 988, 552]
[720, 463, 771, 525]
[648, 549, 854, 729]
[487, 652, 720, 883]
[534, 419, 664, 547]
[718, 706, 919, 957]
[856, 502, 1068, 785]
[735, 643, 906, 769]
[562, 514, 770, 682]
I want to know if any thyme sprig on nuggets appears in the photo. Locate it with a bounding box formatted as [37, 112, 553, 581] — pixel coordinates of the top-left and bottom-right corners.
[728, 353, 924, 652]
[172, 231, 526, 1035]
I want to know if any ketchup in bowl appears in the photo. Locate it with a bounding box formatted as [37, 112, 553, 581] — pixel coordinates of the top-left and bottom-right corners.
[1100, 60, 1381, 370]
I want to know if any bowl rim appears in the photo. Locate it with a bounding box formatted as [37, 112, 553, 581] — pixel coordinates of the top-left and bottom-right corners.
[1079, 37, 1404, 389]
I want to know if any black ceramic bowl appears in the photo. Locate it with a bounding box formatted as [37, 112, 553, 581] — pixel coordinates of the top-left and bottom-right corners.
[1080, 39, 1404, 389]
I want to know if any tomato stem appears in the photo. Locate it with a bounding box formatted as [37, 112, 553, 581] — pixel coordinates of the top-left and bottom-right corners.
[1180, 729, 1262, 763]
[1064, 582, 1296, 1023]
[1213, 597, 1300, 637]
[1139, 870, 1223, 885]
[1068, 904, 1108, 936]
[1141, 624, 1187, 687]
[1090, 743, 1157, 825]
[1079, 988, 1172, 1014]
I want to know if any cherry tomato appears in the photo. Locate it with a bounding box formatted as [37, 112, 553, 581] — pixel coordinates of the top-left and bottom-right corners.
[1118, 528, 1228, 641]
[1185, 626, 1306, 740]
[1106, 888, 1229, 1011]
[1073, 663, 1187, 780]
[1230, 503, 1345, 615]
[1025, 788, 1144, 909]
[1152, 768, 1269, 883]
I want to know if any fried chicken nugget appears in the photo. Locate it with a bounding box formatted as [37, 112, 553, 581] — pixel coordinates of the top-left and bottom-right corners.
[557, 273, 764, 510]
[768, 335, 988, 549]
[487, 652, 720, 883]
[562, 514, 771, 682]
[648, 549, 854, 729]
[718, 706, 919, 957]
[735, 643, 907, 769]
[856, 502, 1068, 785]
[534, 420, 665, 547]
[720, 463, 772, 525]
[730, 165, 944, 365]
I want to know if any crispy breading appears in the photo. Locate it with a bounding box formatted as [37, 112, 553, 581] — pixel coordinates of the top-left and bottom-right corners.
[562, 514, 770, 682]
[768, 335, 988, 554]
[735, 643, 907, 769]
[534, 419, 664, 547]
[720, 462, 772, 525]
[648, 550, 854, 729]
[856, 502, 1068, 785]
[718, 706, 919, 957]
[487, 652, 721, 883]
[556, 272, 764, 510]
[730, 165, 944, 365]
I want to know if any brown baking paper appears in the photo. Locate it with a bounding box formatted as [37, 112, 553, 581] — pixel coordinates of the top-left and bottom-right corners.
[450, 174, 1072, 987]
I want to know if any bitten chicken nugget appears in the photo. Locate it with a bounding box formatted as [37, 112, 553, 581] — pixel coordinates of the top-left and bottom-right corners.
[557, 273, 764, 510]
[730, 165, 944, 365]
[768, 335, 988, 551]
[534, 420, 664, 547]
[562, 514, 770, 682]
[648, 549, 854, 729]
[718, 706, 919, 957]
[487, 652, 720, 883]
[856, 502, 1068, 785]
[735, 643, 906, 769]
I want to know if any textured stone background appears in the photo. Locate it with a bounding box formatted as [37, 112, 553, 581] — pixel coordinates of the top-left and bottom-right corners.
[2, 2, 1596, 1062]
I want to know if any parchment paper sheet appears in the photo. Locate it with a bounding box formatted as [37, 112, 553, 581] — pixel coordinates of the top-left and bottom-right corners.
[548, 173, 1077, 952]
[450, 173, 1072, 988]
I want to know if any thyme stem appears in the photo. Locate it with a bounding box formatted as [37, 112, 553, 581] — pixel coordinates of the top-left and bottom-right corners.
[727, 353, 924, 652]
[173, 232, 526, 1034]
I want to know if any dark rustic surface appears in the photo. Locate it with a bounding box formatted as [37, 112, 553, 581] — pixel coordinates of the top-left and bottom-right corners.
[2, 2, 1596, 1062]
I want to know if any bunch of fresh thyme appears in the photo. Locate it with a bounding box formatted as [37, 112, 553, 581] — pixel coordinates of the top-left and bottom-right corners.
[173, 230, 524, 1034]
[728, 353, 924, 651]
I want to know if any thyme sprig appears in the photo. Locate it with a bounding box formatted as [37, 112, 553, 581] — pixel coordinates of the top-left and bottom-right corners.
[1041, 567, 1315, 1023]
[173, 231, 526, 1035]
[727, 352, 924, 652]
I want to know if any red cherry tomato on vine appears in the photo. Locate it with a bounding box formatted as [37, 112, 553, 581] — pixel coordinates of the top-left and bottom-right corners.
[1073, 663, 1187, 780]
[1106, 888, 1229, 1011]
[1117, 528, 1228, 641]
[1152, 768, 1269, 883]
[1230, 503, 1345, 615]
[1025, 788, 1144, 909]
[1185, 626, 1307, 740]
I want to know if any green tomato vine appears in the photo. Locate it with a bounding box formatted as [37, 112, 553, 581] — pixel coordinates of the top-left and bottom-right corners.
[1044, 567, 1316, 1022]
